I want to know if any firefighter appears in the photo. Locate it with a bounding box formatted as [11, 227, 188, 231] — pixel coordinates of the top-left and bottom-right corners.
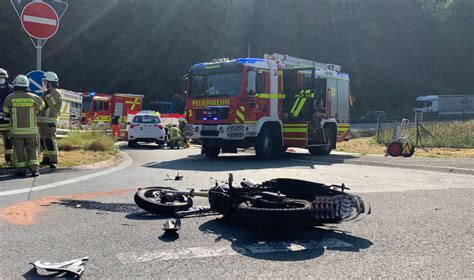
[167, 124, 182, 149]
[3, 75, 45, 177]
[38, 72, 62, 168]
[110, 110, 121, 140]
[178, 118, 190, 148]
[0, 68, 13, 166]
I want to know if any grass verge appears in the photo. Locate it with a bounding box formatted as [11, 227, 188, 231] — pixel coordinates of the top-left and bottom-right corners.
[375, 120, 474, 149]
[0, 131, 117, 168]
[336, 137, 474, 158]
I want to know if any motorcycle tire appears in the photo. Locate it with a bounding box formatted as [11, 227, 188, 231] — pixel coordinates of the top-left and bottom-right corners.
[235, 199, 314, 227]
[134, 187, 193, 215]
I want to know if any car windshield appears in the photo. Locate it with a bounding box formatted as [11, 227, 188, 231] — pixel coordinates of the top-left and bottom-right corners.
[190, 73, 242, 98]
[133, 115, 161, 123]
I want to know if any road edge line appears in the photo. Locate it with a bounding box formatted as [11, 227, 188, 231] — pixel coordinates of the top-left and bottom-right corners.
[0, 151, 133, 197]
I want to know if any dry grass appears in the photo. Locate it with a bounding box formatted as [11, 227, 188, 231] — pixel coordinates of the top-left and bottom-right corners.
[375, 120, 474, 149]
[0, 149, 116, 168]
[0, 131, 117, 169]
[58, 131, 115, 152]
[337, 137, 474, 158]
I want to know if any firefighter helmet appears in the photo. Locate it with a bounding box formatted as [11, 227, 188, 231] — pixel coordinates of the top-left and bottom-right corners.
[0, 68, 8, 78]
[13, 75, 29, 87]
[43, 71, 59, 82]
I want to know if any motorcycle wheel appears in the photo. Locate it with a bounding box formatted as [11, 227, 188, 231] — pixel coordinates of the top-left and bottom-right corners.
[134, 187, 193, 215]
[235, 199, 314, 227]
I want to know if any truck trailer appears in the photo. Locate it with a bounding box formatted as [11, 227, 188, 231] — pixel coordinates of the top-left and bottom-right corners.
[414, 94, 474, 115]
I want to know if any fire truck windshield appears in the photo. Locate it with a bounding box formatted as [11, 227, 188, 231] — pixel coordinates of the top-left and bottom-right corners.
[189, 73, 242, 98]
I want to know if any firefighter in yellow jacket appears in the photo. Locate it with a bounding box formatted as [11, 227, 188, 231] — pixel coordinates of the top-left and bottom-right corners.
[3, 75, 45, 177]
[38, 72, 62, 168]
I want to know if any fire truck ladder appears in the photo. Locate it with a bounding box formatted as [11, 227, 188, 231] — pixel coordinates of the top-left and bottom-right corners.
[264, 53, 341, 72]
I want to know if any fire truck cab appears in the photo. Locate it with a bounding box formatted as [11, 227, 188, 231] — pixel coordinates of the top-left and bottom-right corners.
[184, 53, 351, 159]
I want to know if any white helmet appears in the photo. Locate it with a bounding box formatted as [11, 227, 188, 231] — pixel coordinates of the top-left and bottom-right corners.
[0, 68, 8, 78]
[13, 75, 29, 87]
[43, 71, 59, 82]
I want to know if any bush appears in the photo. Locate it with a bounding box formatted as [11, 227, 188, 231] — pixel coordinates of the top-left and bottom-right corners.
[58, 131, 115, 152]
[374, 120, 474, 148]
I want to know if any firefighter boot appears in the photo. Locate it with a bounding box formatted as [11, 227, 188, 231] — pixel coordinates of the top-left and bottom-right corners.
[30, 170, 40, 177]
[49, 163, 57, 169]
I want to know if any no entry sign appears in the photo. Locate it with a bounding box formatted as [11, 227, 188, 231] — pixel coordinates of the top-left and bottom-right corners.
[20, 2, 59, 40]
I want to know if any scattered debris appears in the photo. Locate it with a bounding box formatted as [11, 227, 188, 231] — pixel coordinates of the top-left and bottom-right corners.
[163, 218, 181, 233]
[31, 256, 89, 278]
[165, 173, 183, 181]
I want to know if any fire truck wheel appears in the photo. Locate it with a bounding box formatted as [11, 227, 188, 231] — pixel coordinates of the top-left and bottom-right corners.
[256, 126, 273, 160]
[308, 128, 334, 156]
[203, 145, 220, 158]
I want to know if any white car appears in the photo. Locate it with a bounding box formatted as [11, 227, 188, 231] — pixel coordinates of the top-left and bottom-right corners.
[127, 111, 166, 147]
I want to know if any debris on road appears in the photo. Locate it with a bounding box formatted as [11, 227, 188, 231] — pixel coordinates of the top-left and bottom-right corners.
[165, 173, 183, 181]
[163, 218, 181, 233]
[31, 256, 89, 278]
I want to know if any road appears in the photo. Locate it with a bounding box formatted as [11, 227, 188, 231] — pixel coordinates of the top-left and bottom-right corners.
[0, 146, 473, 278]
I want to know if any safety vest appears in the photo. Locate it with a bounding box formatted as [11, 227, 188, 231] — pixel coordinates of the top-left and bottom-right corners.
[168, 127, 181, 141]
[38, 88, 62, 124]
[3, 91, 45, 138]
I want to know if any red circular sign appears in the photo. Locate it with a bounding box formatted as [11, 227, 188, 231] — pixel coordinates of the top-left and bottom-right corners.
[21, 2, 59, 40]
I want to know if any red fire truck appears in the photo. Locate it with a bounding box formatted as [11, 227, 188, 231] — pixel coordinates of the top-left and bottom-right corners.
[81, 93, 144, 128]
[184, 53, 352, 159]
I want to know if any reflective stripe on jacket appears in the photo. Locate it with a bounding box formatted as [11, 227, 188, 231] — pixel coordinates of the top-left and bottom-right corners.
[168, 127, 181, 141]
[38, 88, 62, 124]
[3, 91, 45, 137]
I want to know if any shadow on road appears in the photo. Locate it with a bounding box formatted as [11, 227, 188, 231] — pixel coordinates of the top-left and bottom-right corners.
[23, 267, 77, 279]
[198, 218, 372, 261]
[142, 153, 357, 172]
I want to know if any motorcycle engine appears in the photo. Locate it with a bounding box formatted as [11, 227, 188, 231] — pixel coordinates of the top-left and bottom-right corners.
[208, 186, 232, 216]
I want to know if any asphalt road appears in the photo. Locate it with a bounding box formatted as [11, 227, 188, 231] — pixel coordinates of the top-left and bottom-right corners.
[0, 146, 473, 278]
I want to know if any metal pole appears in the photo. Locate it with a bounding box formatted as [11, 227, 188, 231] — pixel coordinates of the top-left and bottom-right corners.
[415, 113, 420, 147]
[376, 117, 380, 143]
[36, 39, 41, 70]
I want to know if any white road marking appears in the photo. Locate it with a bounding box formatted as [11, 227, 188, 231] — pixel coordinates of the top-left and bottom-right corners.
[23, 15, 57, 26]
[289, 158, 474, 177]
[0, 153, 133, 197]
[117, 238, 353, 264]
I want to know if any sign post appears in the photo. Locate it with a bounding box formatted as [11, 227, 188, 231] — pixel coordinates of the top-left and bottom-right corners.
[36, 40, 42, 70]
[11, 0, 68, 70]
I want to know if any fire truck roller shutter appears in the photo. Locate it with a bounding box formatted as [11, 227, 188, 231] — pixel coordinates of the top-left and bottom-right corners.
[266, 61, 280, 121]
[337, 79, 349, 122]
[327, 78, 338, 119]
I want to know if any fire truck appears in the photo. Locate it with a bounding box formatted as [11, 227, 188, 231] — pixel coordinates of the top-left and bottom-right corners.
[184, 53, 352, 159]
[81, 93, 144, 129]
